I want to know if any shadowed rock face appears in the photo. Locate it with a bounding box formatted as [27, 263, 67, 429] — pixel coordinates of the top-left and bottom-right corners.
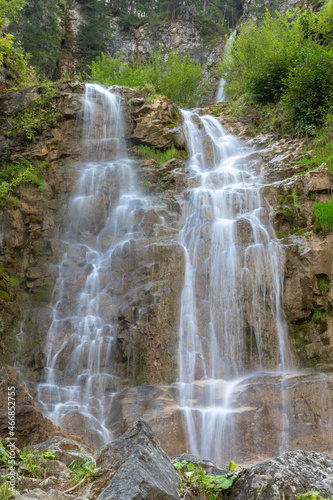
[87, 420, 180, 500]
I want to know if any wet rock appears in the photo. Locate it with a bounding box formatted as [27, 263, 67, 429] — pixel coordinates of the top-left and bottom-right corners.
[228, 450, 333, 499]
[60, 411, 107, 451]
[32, 436, 93, 466]
[105, 386, 186, 456]
[89, 420, 180, 500]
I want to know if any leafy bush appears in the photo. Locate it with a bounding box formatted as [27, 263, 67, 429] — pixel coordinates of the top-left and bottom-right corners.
[0, 157, 49, 207]
[89, 48, 210, 108]
[312, 200, 333, 232]
[0, 33, 36, 91]
[221, 10, 304, 103]
[281, 44, 333, 133]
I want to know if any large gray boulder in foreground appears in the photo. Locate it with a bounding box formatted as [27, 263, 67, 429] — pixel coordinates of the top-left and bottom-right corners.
[93, 419, 180, 500]
[228, 450, 333, 499]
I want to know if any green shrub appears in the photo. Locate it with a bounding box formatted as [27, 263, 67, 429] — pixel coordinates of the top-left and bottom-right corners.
[281, 44, 333, 133]
[7, 84, 62, 141]
[0, 33, 36, 91]
[312, 200, 333, 231]
[88, 48, 210, 108]
[221, 10, 304, 103]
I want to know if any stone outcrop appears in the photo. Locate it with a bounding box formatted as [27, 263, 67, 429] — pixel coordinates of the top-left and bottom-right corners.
[228, 450, 333, 499]
[109, 18, 223, 69]
[81, 420, 180, 499]
[0, 366, 59, 449]
[32, 436, 93, 466]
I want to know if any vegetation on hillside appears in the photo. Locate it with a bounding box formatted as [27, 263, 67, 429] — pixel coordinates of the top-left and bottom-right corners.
[88, 49, 211, 108]
[220, 3, 333, 136]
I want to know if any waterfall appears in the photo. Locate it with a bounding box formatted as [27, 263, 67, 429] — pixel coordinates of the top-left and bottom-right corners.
[37, 84, 151, 449]
[215, 30, 237, 104]
[177, 109, 293, 462]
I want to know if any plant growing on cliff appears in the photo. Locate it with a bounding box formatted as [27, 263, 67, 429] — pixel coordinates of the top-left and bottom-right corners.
[296, 492, 333, 500]
[312, 200, 333, 232]
[7, 84, 62, 141]
[173, 459, 237, 498]
[68, 455, 100, 485]
[88, 48, 210, 108]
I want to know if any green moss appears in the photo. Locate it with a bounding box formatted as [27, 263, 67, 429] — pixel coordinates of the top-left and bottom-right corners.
[0, 291, 10, 302]
[312, 309, 328, 334]
[318, 275, 331, 296]
[33, 278, 54, 304]
[137, 144, 187, 165]
[276, 231, 286, 239]
[0, 281, 6, 291]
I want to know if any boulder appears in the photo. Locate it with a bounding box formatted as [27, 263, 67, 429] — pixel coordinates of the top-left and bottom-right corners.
[32, 436, 93, 466]
[227, 450, 333, 499]
[87, 420, 180, 499]
[0, 366, 59, 449]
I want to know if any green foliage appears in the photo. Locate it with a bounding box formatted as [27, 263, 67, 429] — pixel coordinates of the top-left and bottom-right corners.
[10, 0, 62, 78]
[220, 3, 333, 135]
[0, 439, 11, 466]
[312, 199, 333, 232]
[7, 84, 62, 141]
[0, 33, 36, 91]
[318, 276, 331, 296]
[0, 156, 50, 207]
[77, 0, 114, 72]
[296, 492, 333, 500]
[89, 48, 210, 107]
[68, 456, 100, 485]
[173, 460, 237, 499]
[193, 15, 227, 49]
[0, 0, 27, 30]
[281, 44, 333, 133]
[137, 145, 186, 164]
[221, 11, 304, 104]
[117, 12, 148, 29]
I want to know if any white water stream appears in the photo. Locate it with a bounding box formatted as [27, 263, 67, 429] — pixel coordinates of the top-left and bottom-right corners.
[38, 84, 153, 447]
[177, 109, 294, 462]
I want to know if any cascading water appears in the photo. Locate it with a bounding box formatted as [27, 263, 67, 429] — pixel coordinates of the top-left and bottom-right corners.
[215, 30, 236, 104]
[177, 109, 295, 463]
[36, 82, 333, 463]
[38, 84, 152, 448]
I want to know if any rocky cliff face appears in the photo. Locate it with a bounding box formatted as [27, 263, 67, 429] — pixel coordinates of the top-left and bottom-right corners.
[1, 83, 333, 462]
